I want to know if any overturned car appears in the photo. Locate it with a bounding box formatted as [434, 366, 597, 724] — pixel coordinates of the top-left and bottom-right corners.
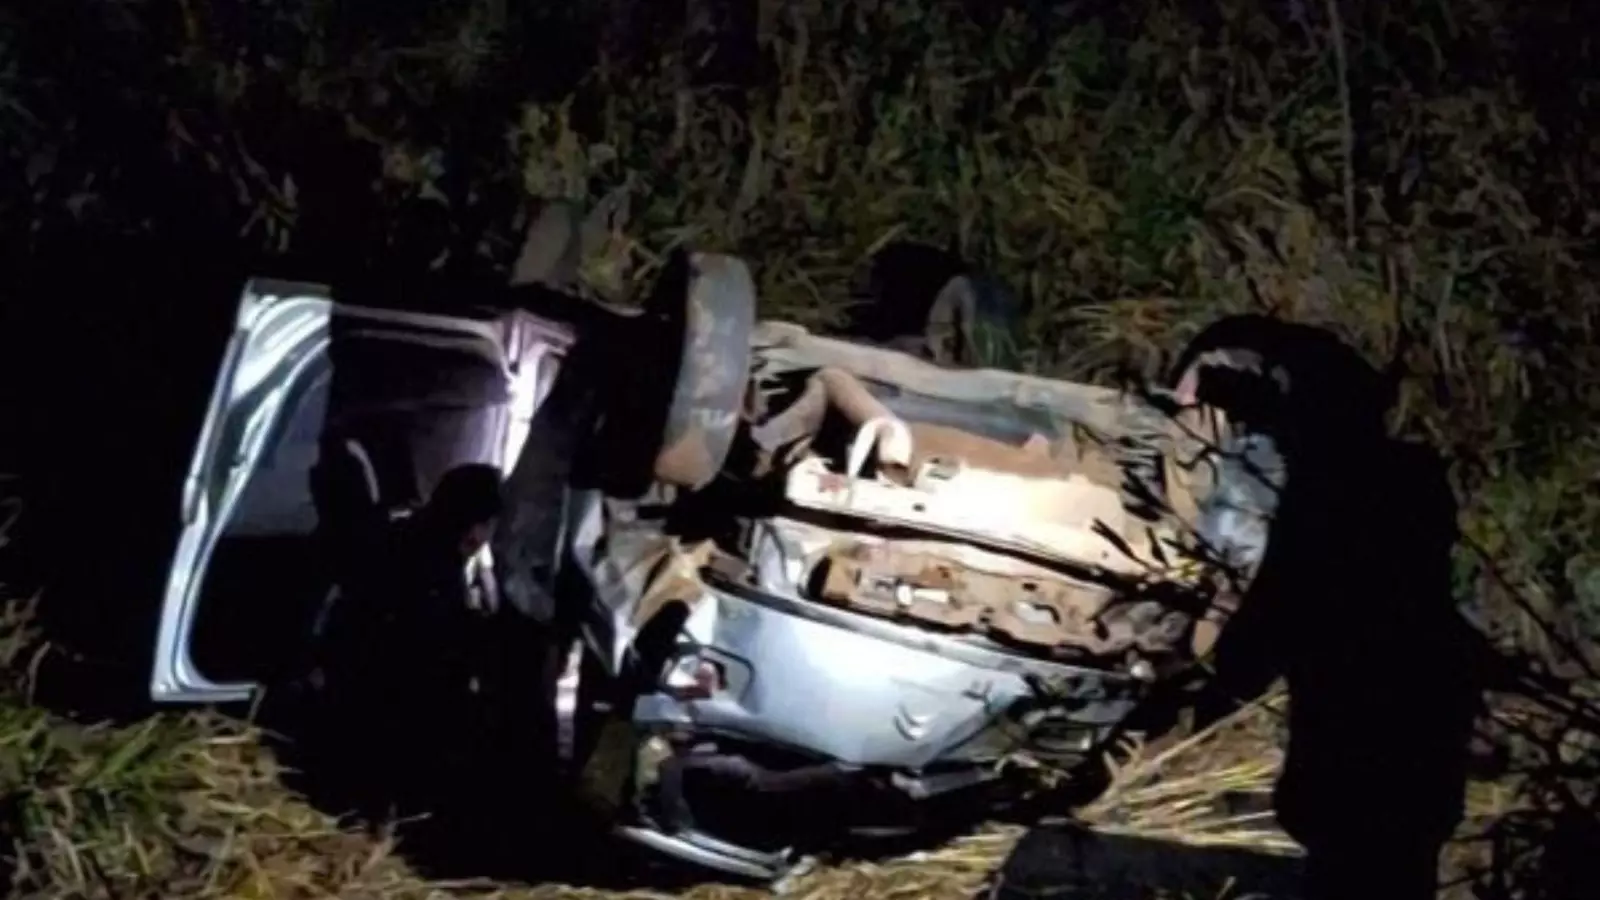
[150, 237, 1282, 880]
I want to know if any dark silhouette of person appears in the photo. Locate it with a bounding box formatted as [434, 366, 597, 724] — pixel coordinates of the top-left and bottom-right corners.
[313, 459, 502, 671]
[303, 457, 505, 821]
[1170, 315, 1483, 900]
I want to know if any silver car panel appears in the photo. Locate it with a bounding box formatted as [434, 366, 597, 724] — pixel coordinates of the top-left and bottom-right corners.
[153, 282, 335, 703]
[614, 826, 794, 881]
[631, 583, 1137, 769]
[566, 485, 1138, 771]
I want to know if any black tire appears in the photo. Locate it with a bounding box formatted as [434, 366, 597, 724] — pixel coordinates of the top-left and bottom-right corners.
[844, 241, 968, 342]
[592, 250, 757, 497]
[923, 273, 1025, 368]
[844, 241, 1023, 367]
[648, 252, 758, 491]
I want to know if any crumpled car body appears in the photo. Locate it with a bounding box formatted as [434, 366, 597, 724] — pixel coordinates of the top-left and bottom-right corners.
[150, 258, 1283, 882]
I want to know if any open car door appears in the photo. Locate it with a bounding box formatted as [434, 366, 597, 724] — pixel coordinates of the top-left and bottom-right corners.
[151, 278, 571, 704]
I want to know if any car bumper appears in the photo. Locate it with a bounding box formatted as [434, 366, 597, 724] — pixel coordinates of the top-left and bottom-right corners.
[635, 574, 1141, 768]
[605, 578, 1143, 879]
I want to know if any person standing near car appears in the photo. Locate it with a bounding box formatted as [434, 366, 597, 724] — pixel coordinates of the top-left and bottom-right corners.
[307, 458, 506, 821]
[1170, 316, 1482, 900]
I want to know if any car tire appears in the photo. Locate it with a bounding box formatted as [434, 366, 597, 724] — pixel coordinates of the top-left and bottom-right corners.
[923, 273, 1025, 368]
[591, 250, 757, 497]
[844, 241, 1023, 367]
[648, 251, 758, 491]
[843, 241, 968, 344]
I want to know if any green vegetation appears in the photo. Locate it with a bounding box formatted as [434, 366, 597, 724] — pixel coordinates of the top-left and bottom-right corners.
[2, 1, 1597, 897]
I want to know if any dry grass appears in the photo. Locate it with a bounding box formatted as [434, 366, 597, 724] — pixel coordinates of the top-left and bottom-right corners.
[0, 626, 1563, 900]
[6, 0, 1600, 898]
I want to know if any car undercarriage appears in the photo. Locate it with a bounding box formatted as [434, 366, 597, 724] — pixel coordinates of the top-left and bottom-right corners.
[535, 262, 1283, 879]
[149, 239, 1283, 883]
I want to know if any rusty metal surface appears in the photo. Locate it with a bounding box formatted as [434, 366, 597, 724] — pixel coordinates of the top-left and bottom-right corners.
[747, 366, 892, 442]
[549, 307, 1284, 880]
[758, 368, 1196, 577]
[812, 541, 1195, 659]
[725, 324, 1278, 662]
[817, 542, 1104, 643]
[628, 537, 716, 631]
[583, 317, 1276, 672]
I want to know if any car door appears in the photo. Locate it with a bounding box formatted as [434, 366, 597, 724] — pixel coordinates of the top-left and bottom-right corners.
[150, 278, 570, 704]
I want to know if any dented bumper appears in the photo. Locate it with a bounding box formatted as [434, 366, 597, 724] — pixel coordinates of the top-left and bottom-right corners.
[609, 575, 1143, 880]
[633, 573, 1142, 769]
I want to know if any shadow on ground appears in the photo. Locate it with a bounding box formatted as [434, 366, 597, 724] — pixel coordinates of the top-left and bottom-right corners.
[248, 683, 719, 891]
[981, 825, 1305, 900]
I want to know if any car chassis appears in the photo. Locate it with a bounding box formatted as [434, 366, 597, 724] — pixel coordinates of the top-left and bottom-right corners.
[150, 245, 1283, 882]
